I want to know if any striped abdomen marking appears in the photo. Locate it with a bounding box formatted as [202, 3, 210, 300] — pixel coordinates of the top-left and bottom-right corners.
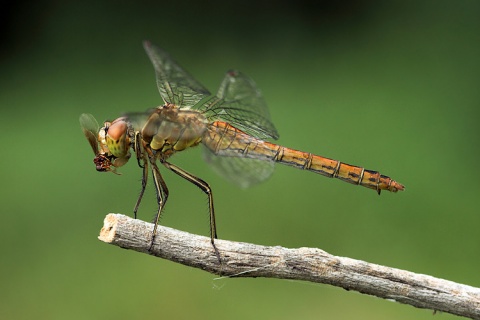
[204, 121, 404, 194]
[274, 147, 404, 194]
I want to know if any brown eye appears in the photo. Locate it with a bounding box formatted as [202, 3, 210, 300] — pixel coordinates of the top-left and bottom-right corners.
[108, 120, 127, 140]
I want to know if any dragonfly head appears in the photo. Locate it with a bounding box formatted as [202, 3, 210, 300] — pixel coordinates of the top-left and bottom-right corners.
[100, 117, 132, 160]
[80, 114, 132, 174]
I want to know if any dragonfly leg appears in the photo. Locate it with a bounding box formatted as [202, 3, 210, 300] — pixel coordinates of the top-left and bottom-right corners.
[133, 132, 147, 219]
[149, 156, 169, 251]
[134, 132, 144, 169]
[133, 156, 148, 219]
[162, 160, 220, 261]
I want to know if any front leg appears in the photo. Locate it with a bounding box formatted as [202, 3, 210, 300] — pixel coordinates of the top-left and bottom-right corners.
[133, 132, 148, 219]
[149, 154, 169, 250]
[133, 156, 148, 219]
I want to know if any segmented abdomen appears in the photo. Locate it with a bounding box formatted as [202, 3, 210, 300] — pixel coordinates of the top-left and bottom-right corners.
[204, 121, 404, 194]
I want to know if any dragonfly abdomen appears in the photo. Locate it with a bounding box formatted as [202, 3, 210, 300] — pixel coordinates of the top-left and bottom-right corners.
[205, 122, 404, 194]
[205, 121, 279, 159]
[275, 146, 404, 194]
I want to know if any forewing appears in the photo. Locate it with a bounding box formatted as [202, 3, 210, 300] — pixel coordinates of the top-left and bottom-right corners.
[198, 70, 279, 140]
[143, 41, 211, 108]
[122, 110, 154, 131]
[79, 113, 100, 155]
[203, 147, 275, 188]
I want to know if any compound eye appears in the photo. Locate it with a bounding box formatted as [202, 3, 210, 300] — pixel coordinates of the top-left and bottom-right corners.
[107, 120, 127, 141]
[106, 120, 130, 158]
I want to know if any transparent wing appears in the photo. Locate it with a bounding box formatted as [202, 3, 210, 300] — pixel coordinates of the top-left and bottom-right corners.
[143, 41, 211, 108]
[122, 110, 155, 131]
[203, 147, 275, 188]
[198, 70, 279, 140]
[79, 113, 100, 155]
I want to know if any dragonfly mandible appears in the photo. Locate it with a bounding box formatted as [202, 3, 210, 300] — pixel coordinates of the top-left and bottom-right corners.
[80, 41, 404, 252]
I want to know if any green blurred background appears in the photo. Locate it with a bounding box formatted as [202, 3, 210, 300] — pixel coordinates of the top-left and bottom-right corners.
[1, 1, 479, 319]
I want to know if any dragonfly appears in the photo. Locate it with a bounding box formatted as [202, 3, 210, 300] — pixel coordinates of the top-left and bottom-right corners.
[80, 41, 404, 253]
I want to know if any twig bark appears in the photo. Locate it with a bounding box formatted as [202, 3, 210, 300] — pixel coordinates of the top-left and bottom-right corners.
[99, 213, 480, 319]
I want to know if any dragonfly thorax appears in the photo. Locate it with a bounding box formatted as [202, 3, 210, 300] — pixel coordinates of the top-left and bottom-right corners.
[141, 104, 208, 157]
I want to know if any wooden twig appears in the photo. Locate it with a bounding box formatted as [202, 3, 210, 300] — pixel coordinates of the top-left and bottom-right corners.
[99, 213, 480, 319]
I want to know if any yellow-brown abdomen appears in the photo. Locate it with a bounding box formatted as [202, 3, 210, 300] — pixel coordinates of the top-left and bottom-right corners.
[275, 147, 404, 194]
[205, 121, 404, 194]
